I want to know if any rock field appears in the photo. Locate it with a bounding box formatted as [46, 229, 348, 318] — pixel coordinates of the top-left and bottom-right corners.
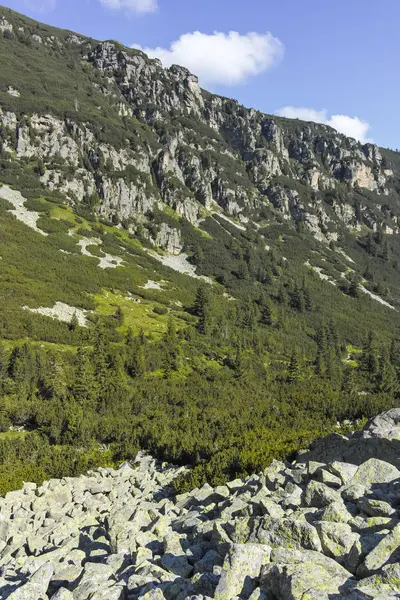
[1, 411, 400, 599]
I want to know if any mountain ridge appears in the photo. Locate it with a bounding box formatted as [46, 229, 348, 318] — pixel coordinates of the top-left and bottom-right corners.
[0, 5, 400, 506]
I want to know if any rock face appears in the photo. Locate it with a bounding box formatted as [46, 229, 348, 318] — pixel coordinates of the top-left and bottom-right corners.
[1, 411, 400, 599]
[301, 408, 400, 468]
[1, 9, 399, 251]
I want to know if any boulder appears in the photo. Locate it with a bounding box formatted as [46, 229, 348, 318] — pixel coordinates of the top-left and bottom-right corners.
[357, 523, 400, 577]
[50, 590, 74, 600]
[357, 498, 396, 518]
[214, 543, 271, 600]
[261, 548, 353, 600]
[301, 409, 400, 468]
[349, 459, 400, 487]
[304, 480, 341, 507]
[315, 521, 359, 563]
[6, 563, 54, 600]
[319, 500, 353, 523]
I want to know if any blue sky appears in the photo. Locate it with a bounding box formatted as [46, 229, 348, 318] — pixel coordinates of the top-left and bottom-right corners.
[3, 0, 400, 148]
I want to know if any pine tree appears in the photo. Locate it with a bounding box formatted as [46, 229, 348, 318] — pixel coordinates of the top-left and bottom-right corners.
[8, 343, 36, 396]
[242, 304, 256, 331]
[277, 286, 288, 308]
[383, 241, 390, 262]
[115, 306, 124, 327]
[365, 232, 376, 255]
[303, 287, 313, 312]
[92, 322, 110, 396]
[376, 346, 398, 393]
[193, 284, 210, 335]
[316, 325, 328, 354]
[342, 366, 358, 397]
[260, 295, 276, 326]
[0, 397, 9, 433]
[35, 157, 46, 176]
[43, 354, 67, 400]
[62, 396, 86, 445]
[69, 312, 79, 332]
[163, 318, 180, 377]
[237, 261, 249, 280]
[0, 343, 8, 393]
[314, 349, 325, 377]
[192, 246, 204, 267]
[390, 338, 400, 366]
[233, 342, 245, 379]
[348, 277, 360, 298]
[72, 347, 98, 411]
[131, 344, 146, 377]
[327, 319, 341, 357]
[325, 349, 340, 382]
[138, 328, 146, 346]
[287, 351, 301, 382]
[291, 283, 305, 312]
[361, 331, 378, 377]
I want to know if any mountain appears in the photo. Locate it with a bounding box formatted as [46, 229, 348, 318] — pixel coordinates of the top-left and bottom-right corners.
[0, 6, 400, 495]
[1, 409, 400, 599]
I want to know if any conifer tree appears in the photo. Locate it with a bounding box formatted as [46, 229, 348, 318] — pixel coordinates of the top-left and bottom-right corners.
[342, 366, 358, 397]
[233, 341, 245, 379]
[316, 325, 328, 354]
[43, 354, 67, 400]
[237, 261, 249, 280]
[287, 351, 301, 382]
[72, 347, 98, 411]
[62, 397, 86, 445]
[163, 318, 179, 377]
[348, 277, 360, 298]
[192, 246, 204, 267]
[260, 295, 276, 326]
[365, 232, 376, 255]
[115, 306, 124, 327]
[69, 312, 79, 332]
[361, 331, 378, 377]
[0, 396, 9, 433]
[242, 304, 256, 331]
[389, 338, 400, 366]
[0, 343, 8, 393]
[193, 284, 210, 334]
[376, 346, 398, 393]
[314, 348, 325, 377]
[8, 343, 36, 397]
[291, 283, 305, 312]
[277, 285, 288, 308]
[92, 321, 110, 396]
[327, 319, 341, 357]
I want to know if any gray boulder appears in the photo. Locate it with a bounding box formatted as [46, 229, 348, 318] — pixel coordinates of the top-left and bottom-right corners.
[6, 563, 54, 600]
[300, 409, 400, 468]
[214, 543, 271, 600]
[357, 523, 400, 577]
[261, 548, 353, 600]
[304, 480, 341, 507]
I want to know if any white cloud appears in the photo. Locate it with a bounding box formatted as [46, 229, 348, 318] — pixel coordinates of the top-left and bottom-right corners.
[134, 30, 284, 86]
[100, 0, 158, 14]
[276, 106, 371, 143]
[24, 0, 56, 12]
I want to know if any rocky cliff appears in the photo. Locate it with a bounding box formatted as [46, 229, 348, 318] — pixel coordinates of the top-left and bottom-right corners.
[1, 6, 400, 253]
[1, 410, 400, 600]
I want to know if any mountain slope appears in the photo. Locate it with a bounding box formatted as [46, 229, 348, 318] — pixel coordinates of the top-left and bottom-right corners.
[0, 6, 400, 494]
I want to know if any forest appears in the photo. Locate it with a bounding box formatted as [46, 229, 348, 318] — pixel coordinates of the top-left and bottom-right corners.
[0, 276, 398, 496]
